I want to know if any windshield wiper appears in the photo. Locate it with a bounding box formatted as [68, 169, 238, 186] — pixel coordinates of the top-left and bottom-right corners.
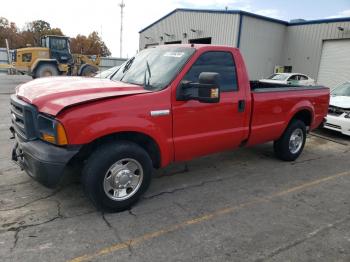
[122, 57, 135, 74]
[143, 60, 152, 90]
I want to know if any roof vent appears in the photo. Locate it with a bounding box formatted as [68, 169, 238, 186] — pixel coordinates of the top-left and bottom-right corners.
[290, 19, 307, 23]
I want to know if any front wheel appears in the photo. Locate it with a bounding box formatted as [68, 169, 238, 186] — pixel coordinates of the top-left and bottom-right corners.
[82, 141, 153, 212]
[34, 63, 59, 78]
[274, 120, 306, 161]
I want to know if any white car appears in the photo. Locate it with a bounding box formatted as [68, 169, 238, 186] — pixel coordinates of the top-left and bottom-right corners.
[260, 73, 316, 86]
[324, 81, 350, 136]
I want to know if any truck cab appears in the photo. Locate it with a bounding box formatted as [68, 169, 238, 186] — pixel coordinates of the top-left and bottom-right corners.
[40, 35, 73, 65]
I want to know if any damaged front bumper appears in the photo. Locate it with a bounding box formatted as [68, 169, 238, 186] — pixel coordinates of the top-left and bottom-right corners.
[11, 132, 80, 188]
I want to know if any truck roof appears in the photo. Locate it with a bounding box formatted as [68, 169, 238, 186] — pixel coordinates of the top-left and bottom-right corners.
[151, 44, 239, 50]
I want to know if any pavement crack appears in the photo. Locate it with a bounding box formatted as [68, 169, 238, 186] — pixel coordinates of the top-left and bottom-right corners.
[52, 199, 65, 219]
[255, 215, 350, 262]
[101, 212, 132, 256]
[143, 177, 224, 200]
[101, 212, 113, 229]
[128, 209, 137, 217]
[0, 187, 63, 212]
[8, 216, 61, 251]
[291, 156, 323, 165]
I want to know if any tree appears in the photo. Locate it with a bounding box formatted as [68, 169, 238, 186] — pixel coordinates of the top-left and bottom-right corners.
[0, 17, 24, 49]
[25, 20, 63, 45]
[70, 31, 111, 56]
[0, 17, 111, 56]
[0, 17, 9, 28]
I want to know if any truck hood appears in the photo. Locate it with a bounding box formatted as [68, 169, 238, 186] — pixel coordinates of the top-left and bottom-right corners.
[16, 77, 151, 116]
[329, 95, 350, 109]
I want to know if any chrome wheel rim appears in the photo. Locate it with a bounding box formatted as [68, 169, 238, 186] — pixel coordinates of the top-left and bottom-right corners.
[103, 158, 143, 201]
[289, 128, 303, 154]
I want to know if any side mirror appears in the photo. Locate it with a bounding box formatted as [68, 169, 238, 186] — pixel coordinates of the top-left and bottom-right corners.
[177, 72, 220, 103]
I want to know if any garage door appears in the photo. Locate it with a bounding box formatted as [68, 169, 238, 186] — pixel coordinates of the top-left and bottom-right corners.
[317, 39, 350, 89]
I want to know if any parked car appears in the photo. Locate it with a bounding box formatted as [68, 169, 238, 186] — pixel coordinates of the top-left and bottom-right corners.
[324, 81, 350, 136]
[10, 45, 329, 212]
[94, 65, 121, 79]
[260, 73, 315, 86]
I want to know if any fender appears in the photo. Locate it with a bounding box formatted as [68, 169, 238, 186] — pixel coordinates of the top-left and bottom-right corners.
[31, 59, 58, 73]
[59, 115, 174, 167]
[284, 99, 315, 130]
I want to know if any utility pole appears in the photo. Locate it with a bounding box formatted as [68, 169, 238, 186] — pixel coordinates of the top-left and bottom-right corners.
[119, 0, 125, 58]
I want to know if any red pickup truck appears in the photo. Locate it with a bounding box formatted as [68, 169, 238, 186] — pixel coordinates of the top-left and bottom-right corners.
[10, 45, 329, 212]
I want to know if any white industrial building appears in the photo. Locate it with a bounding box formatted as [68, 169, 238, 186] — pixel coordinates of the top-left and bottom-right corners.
[139, 9, 350, 89]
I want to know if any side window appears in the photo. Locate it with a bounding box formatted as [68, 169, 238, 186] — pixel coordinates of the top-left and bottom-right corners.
[182, 51, 238, 92]
[22, 53, 32, 62]
[288, 75, 298, 81]
[299, 75, 308, 80]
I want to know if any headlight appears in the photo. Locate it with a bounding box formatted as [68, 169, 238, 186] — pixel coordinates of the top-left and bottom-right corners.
[345, 112, 350, 119]
[37, 115, 68, 145]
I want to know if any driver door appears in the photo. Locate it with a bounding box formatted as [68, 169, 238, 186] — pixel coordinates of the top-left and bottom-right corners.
[172, 51, 248, 161]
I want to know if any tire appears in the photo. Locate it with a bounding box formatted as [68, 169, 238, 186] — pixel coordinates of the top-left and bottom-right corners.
[80, 65, 98, 77]
[273, 119, 306, 161]
[34, 64, 59, 78]
[82, 141, 152, 212]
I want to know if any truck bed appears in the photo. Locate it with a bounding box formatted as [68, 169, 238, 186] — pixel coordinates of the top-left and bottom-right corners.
[247, 81, 329, 146]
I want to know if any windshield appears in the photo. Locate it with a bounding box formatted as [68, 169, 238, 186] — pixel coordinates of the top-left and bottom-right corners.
[267, 74, 290, 80]
[112, 47, 195, 90]
[332, 82, 350, 97]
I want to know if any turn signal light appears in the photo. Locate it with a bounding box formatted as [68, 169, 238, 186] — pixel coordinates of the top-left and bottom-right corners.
[40, 122, 68, 145]
[56, 122, 68, 145]
[42, 133, 56, 143]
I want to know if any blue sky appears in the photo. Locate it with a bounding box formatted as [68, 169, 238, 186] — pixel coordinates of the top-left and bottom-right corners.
[1, 0, 349, 57]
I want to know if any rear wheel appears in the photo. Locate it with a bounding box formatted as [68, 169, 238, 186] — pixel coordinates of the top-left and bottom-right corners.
[82, 141, 152, 212]
[274, 120, 306, 161]
[34, 64, 59, 78]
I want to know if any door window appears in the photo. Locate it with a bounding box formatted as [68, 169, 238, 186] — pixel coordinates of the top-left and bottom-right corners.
[298, 75, 308, 80]
[288, 75, 298, 81]
[182, 51, 238, 92]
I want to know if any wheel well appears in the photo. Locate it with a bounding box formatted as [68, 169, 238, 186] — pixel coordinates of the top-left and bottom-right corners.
[73, 132, 161, 169]
[291, 110, 312, 127]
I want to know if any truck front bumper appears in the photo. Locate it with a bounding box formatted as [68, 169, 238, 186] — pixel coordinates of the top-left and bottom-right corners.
[12, 135, 81, 188]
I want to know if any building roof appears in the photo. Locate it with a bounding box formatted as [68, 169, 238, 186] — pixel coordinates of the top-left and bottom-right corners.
[139, 8, 350, 33]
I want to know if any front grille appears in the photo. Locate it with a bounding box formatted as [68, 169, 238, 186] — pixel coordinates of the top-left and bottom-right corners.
[10, 95, 37, 140]
[328, 106, 345, 116]
[324, 123, 341, 130]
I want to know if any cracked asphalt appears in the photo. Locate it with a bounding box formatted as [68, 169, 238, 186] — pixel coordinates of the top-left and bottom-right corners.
[1, 75, 350, 262]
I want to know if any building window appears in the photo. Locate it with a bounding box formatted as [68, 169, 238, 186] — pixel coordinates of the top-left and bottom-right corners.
[145, 43, 159, 49]
[189, 37, 212, 44]
[164, 40, 182, 44]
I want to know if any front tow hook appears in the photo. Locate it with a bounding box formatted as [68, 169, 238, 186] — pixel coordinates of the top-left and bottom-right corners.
[9, 126, 15, 139]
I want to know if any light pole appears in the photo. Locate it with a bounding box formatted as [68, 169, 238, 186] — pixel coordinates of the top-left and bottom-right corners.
[119, 0, 125, 58]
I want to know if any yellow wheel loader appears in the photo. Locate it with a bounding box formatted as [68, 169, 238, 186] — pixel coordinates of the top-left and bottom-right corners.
[13, 35, 100, 78]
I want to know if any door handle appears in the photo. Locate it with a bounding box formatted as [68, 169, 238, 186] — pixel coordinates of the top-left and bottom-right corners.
[238, 100, 245, 112]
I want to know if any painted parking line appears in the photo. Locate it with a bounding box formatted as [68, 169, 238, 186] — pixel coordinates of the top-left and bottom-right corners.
[68, 171, 350, 262]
